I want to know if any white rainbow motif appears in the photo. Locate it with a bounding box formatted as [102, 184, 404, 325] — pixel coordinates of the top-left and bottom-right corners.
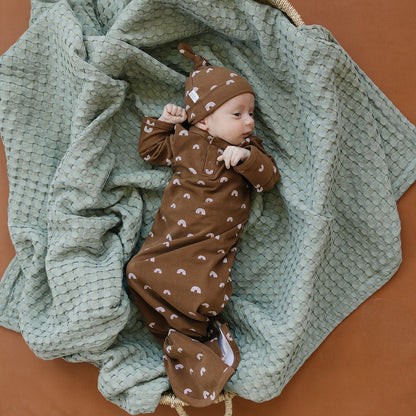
[196, 208, 206, 215]
[191, 286, 202, 294]
[178, 219, 187, 227]
[205, 102, 216, 111]
[177, 269, 187, 276]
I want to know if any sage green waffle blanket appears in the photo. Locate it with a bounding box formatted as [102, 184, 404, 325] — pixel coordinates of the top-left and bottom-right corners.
[1, 0, 416, 413]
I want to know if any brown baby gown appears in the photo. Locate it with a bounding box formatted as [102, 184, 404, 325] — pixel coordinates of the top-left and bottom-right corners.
[126, 116, 280, 406]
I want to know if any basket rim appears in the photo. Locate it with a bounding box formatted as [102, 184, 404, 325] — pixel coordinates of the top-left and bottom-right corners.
[255, 0, 305, 26]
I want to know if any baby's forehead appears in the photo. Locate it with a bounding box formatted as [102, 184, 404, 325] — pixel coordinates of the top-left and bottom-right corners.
[219, 93, 255, 110]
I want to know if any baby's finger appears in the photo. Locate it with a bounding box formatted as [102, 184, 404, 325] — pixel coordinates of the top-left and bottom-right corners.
[231, 152, 241, 167]
[223, 154, 231, 169]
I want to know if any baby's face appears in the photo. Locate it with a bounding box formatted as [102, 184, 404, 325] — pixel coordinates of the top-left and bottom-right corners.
[199, 93, 255, 145]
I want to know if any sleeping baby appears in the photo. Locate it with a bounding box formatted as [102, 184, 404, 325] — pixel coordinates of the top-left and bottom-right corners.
[126, 43, 280, 407]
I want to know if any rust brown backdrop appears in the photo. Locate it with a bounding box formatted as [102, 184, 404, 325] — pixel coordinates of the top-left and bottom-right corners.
[1, 1, 415, 415]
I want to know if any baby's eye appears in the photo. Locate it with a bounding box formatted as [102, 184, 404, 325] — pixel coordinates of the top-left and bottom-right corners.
[233, 113, 241, 117]
[249, 113, 254, 117]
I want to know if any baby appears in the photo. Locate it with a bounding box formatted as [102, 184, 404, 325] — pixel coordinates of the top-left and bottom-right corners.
[126, 43, 280, 407]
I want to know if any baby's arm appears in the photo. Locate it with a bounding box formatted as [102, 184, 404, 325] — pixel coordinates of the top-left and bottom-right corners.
[232, 137, 280, 192]
[138, 105, 187, 166]
[217, 146, 251, 169]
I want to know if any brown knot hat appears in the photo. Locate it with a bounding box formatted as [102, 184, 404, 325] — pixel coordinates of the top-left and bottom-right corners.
[178, 43, 255, 124]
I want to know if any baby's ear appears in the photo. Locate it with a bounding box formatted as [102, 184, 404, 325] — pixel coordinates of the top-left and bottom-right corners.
[195, 118, 209, 131]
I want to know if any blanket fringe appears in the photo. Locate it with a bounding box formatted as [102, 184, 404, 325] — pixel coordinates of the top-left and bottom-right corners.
[160, 391, 235, 416]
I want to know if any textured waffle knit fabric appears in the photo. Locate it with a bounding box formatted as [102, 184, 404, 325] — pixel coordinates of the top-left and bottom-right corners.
[0, 0, 416, 414]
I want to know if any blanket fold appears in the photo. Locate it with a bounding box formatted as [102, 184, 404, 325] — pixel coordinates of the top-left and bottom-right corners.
[1, 0, 415, 413]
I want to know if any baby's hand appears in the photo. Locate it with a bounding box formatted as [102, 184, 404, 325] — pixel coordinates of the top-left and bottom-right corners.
[217, 146, 251, 169]
[158, 103, 187, 124]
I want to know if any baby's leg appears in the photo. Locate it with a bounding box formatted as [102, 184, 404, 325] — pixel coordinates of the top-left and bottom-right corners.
[128, 289, 170, 344]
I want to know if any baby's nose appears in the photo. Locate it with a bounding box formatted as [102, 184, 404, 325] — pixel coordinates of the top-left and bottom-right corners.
[245, 116, 254, 127]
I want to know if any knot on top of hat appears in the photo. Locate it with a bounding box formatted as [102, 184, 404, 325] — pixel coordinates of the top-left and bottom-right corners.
[178, 43, 207, 70]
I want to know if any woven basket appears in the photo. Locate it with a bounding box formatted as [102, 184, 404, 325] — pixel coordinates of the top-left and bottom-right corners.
[160, 1, 304, 415]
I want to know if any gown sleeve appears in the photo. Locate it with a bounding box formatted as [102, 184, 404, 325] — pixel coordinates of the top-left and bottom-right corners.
[233, 135, 281, 192]
[138, 117, 176, 166]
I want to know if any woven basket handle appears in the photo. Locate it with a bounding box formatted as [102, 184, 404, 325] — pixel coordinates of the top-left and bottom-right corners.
[160, 392, 235, 416]
[255, 0, 305, 26]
